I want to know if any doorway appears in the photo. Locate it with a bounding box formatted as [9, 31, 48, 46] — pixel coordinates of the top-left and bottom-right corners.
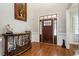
[39, 14, 57, 44]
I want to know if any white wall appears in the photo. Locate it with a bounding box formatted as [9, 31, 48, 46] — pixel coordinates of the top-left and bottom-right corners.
[0, 3, 29, 34]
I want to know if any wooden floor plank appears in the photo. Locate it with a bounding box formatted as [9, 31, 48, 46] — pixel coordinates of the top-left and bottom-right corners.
[20, 42, 74, 56]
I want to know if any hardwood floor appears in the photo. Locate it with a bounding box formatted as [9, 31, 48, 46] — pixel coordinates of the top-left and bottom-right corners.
[20, 42, 74, 56]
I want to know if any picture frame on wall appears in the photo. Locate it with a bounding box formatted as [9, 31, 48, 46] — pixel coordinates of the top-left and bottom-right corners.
[14, 3, 27, 21]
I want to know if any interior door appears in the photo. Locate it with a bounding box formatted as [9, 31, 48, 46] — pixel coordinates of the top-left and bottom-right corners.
[42, 19, 53, 44]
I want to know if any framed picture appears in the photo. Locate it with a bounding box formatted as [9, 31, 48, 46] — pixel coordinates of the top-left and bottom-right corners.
[14, 3, 27, 21]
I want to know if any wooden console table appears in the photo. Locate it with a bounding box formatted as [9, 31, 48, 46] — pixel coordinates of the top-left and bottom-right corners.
[2, 31, 31, 56]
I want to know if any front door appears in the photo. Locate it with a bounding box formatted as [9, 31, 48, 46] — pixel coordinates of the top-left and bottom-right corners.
[42, 19, 53, 44]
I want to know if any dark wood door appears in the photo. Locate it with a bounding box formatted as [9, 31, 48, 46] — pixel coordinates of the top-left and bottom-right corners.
[42, 19, 53, 44]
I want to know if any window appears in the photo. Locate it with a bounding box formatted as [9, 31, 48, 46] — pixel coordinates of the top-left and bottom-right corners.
[72, 15, 78, 34]
[54, 20, 57, 35]
[71, 15, 79, 42]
